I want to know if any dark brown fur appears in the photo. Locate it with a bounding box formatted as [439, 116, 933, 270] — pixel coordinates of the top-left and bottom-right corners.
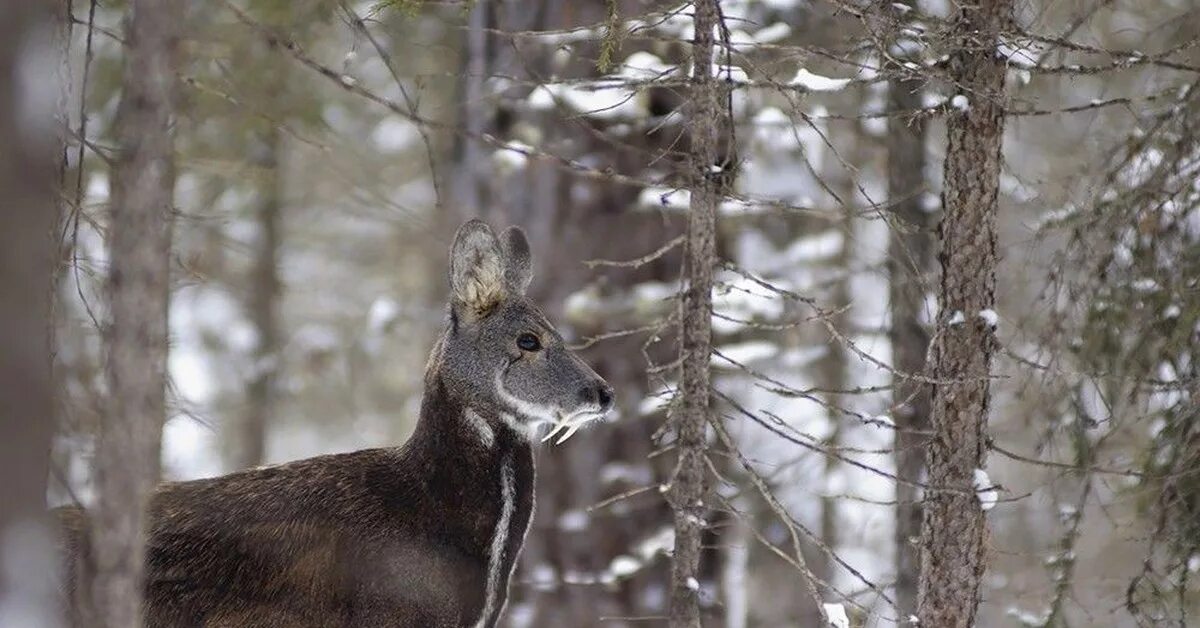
[59, 376, 535, 628]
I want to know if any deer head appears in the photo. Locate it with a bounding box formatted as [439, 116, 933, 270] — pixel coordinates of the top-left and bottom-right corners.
[432, 219, 614, 443]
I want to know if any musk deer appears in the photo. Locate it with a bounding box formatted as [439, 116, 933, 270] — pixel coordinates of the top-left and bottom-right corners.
[58, 219, 614, 627]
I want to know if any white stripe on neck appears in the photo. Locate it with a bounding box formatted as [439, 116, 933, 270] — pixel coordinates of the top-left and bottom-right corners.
[464, 408, 496, 448]
[474, 453, 515, 628]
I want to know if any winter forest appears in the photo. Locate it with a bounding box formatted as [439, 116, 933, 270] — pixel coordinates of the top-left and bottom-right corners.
[1, 0, 1198, 626]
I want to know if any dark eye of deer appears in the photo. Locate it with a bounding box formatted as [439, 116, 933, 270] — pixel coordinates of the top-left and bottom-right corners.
[516, 333, 541, 352]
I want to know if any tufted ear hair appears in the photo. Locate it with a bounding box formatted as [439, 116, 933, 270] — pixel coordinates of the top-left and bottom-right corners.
[449, 219, 506, 319]
[500, 226, 533, 296]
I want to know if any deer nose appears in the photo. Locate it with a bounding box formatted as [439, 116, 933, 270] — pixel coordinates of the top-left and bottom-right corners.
[580, 382, 615, 412]
[597, 384, 614, 411]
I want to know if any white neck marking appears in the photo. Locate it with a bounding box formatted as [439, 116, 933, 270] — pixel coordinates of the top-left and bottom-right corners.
[474, 453, 515, 628]
[463, 408, 496, 448]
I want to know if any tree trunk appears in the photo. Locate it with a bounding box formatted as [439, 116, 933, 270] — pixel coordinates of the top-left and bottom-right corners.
[817, 134, 857, 620]
[917, 1, 1010, 626]
[816, 269, 847, 624]
[90, 1, 183, 626]
[455, 0, 490, 219]
[0, 2, 62, 626]
[231, 124, 282, 471]
[886, 12, 932, 622]
[669, 0, 724, 625]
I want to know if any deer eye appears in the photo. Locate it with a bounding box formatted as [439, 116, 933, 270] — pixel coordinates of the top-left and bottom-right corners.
[516, 333, 542, 352]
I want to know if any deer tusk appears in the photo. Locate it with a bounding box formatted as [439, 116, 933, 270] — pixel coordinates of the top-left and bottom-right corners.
[555, 422, 584, 444]
[552, 411, 608, 445]
[541, 417, 569, 443]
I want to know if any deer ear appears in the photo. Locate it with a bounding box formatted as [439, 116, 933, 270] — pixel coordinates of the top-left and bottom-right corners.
[449, 219, 506, 318]
[500, 226, 533, 295]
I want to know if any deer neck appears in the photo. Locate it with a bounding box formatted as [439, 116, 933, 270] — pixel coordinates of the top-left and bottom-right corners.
[405, 373, 536, 626]
[409, 373, 535, 464]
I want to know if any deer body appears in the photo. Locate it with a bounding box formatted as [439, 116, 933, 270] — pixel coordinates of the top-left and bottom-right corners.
[60, 221, 613, 628]
[140, 386, 535, 628]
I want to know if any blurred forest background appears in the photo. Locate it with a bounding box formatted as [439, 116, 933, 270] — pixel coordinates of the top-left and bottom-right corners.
[2, 0, 1199, 626]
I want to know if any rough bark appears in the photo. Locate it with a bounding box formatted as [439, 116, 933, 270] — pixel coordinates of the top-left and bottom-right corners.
[917, 1, 1010, 626]
[90, 1, 183, 626]
[887, 27, 932, 626]
[0, 2, 61, 625]
[669, 1, 723, 625]
[231, 124, 282, 470]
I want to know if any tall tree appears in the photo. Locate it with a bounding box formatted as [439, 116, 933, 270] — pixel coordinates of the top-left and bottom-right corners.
[0, 1, 62, 626]
[232, 121, 283, 471]
[886, 2, 933, 621]
[90, 0, 184, 626]
[669, 0, 724, 625]
[816, 114, 864, 621]
[455, 0, 489, 218]
[917, 1, 1011, 626]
